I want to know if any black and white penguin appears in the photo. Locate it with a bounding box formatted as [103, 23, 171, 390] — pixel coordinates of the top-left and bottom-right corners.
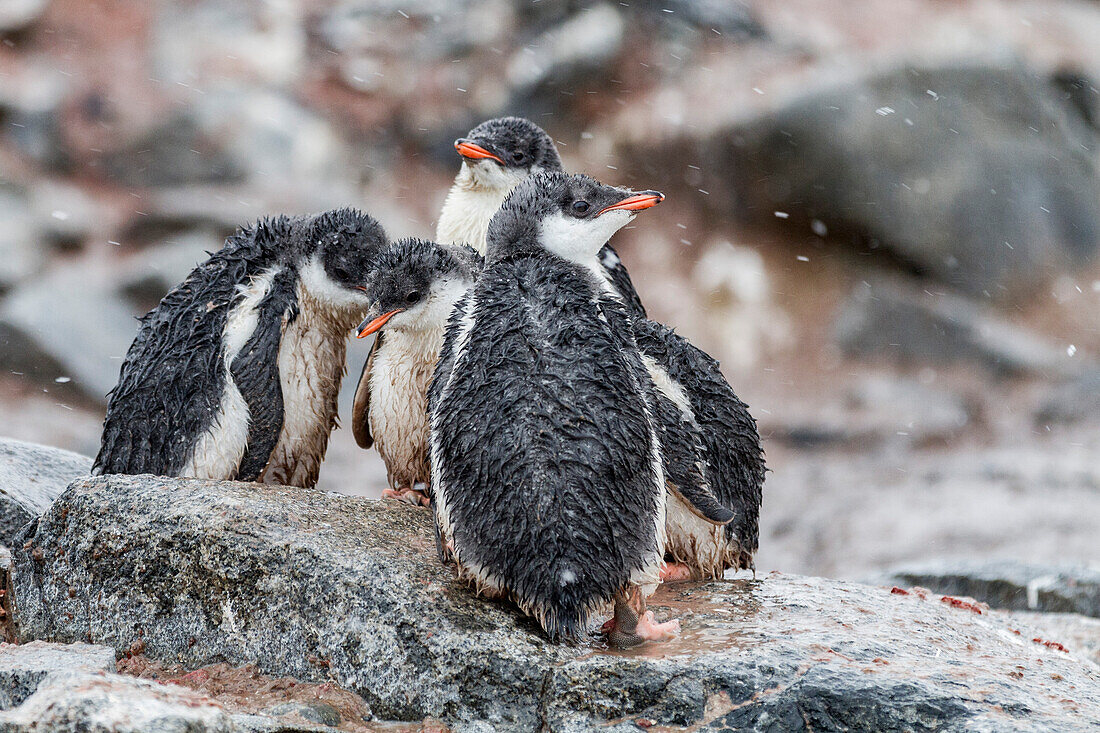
[430, 171, 682, 647]
[436, 116, 647, 318]
[438, 121, 766, 581]
[349, 238, 481, 506]
[634, 319, 765, 580]
[94, 209, 388, 488]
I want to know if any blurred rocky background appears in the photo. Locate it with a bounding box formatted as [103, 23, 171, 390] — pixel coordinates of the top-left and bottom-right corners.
[0, 0, 1097, 582]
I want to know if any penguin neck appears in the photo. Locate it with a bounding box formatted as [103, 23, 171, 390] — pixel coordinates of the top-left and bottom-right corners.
[297, 256, 369, 329]
[436, 164, 526, 254]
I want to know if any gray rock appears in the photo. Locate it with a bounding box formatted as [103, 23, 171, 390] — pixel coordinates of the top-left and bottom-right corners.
[0, 64, 68, 170]
[758, 442, 1100, 580]
[100, 89, 350, 190]
[0, 189, 44, 296]
[0, 671, 238, 732]
[1002, 611, 1100, 667]
[261, 702, 339, 727]
[28, 182, 100, 251]
[876, 560, 1100, 618]
[119, 229, 225, 311]
[622, 62, 1100, 297]
[0, 263, 139, 404]
[0, 641, 115, 710]
[768, 375, 970, 449]
[0, 438, 91, 546]
[833, 277, 1071, 376]
[505, 5, 625, 96]
[1035, 369, 1100, 425]
[13, 475, 1100, 730]
[0, 0, 46, 33]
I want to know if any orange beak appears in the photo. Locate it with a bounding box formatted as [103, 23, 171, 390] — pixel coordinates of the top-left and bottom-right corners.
[597, 191, 665, 216]
[356, 309, 403, 338]
[455, 139, 505, 164]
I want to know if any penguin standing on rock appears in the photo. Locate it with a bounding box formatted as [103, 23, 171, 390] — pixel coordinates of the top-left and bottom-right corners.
[350, 239, 481, 506]
[436, 116, 647, 318]
[94, 209, 388, 488]
[435, 120, 767, 581]
[430, 171, 679, 646]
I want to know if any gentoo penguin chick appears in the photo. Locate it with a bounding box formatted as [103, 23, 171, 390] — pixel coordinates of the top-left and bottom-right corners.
[94, 209, 387, 488]
[436, 116, 647, 317]
[435, 119, 763, 581]
[635, 319, 766, 581]
[430, 171, 677, 647]
[349, 239, 481, 506]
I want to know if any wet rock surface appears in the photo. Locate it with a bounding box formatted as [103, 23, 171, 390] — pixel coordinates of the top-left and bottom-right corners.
[0, 671, 238, 733]
[13, 475, 1100, 730]
[876, 560, 1100, 618]
[0, 641, 115, 710]
[833, 278, 1072, 376]
[0, 438, 90, 546]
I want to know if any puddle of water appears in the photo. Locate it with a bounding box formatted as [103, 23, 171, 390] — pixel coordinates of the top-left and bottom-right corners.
[582, 579, 767, 660]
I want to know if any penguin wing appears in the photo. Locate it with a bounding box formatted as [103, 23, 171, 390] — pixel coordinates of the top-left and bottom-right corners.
[598, 243, 647, 319]
[634, 318, 765, 560]
[94, 257, 247, 476]
[601, 296, 732, 526]
[351, 333, 382, 449]
[648, 379, 735, 525]
[229, 268, 300, 481]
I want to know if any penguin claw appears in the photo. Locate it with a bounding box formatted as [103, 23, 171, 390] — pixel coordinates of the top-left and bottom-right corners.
[382, 487, 431, 507]
[635, 611, 680, 643]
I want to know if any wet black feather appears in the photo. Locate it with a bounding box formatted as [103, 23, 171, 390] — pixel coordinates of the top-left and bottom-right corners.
[94, 208, 387, 478]
[432, 255, 662, 641]
[633, 319, 765, 567]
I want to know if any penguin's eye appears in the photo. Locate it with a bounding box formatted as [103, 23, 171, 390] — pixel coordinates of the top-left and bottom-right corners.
[405, 290, 421, 305]
[571, 200, 591, 216]
[512, 151, 526, 164]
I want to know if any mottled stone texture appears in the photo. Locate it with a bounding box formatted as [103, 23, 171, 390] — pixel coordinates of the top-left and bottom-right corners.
[13, 475, 1100, 730]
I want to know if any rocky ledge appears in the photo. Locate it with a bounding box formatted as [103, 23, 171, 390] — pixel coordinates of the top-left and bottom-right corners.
[8, 475, 1100, 731]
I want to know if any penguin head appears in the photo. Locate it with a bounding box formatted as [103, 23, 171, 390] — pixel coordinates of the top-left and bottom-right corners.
[298, 208, 389, 313]
[453, 117, 563, 192]
[355, 239, 481, 337]
[485, 171, 663, 266]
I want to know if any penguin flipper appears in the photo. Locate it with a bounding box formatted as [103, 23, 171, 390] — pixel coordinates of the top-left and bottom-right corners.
[599, 243, 646, 319]
[351, 333, 382, 449]
[231, 268, 298, 481]
[648, 375, 735, 526]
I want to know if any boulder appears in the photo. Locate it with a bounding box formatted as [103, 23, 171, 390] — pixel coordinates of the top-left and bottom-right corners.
[0, 641, 115, 710]
[0, 438, 91, 547]
[0, 0, 46, 33]
[766, 375, 970, 450]
[616, 62, 1100, 297]
[758, 442, 1100, 579]
[0, 671, 237, 733]
[833, 277, 1072, 376]
[1035, 369, 1100, 425]
[12, 475, 1100, 730]
[0, 189, 44, 296]
[0, 263, 139, 404]
[876, 560, 1100, 618]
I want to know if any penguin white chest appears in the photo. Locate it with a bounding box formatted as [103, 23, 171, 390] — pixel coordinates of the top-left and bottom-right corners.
[263, 292, 352, 488]
[369, 328, 442, 488]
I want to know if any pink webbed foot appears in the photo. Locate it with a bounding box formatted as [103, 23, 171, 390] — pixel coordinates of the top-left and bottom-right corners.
[605, 586, 680, 649]
[634, 611, 680, 642]
[381, 487, 430, 507]
[660, 561, 693, 583]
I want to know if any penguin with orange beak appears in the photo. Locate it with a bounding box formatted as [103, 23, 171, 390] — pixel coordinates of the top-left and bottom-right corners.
[430, 172, 685, 647]
[436, 116, 647, 318]
[350, 239, 481, 505]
